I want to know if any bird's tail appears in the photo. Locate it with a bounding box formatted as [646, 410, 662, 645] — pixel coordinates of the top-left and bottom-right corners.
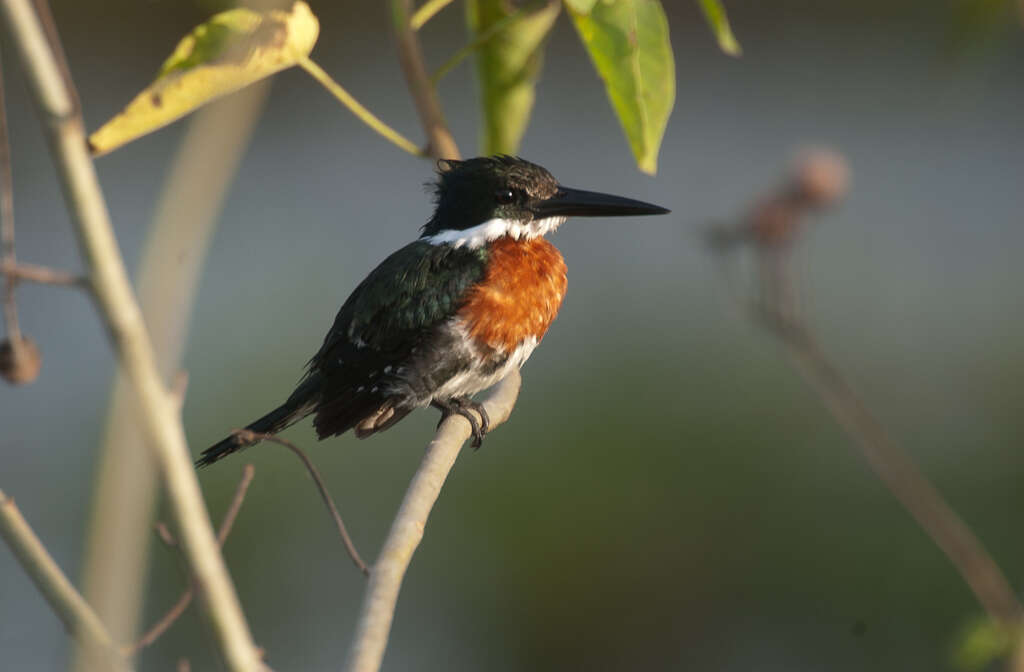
[195, 375, 320, 468]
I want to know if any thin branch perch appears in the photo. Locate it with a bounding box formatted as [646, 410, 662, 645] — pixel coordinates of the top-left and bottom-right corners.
[0, 2, 262, 669]
[343, 370, 522, 672]
[0, 490, 131, 671]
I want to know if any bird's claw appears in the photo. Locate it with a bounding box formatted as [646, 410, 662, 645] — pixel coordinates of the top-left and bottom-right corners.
[431, 397, 489, 448]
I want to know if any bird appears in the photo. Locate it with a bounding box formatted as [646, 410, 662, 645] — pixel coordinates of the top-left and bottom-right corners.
[197, 156, 669, 467]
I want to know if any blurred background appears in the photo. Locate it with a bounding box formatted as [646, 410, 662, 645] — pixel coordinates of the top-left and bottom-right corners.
[2, 0, 1023, 669]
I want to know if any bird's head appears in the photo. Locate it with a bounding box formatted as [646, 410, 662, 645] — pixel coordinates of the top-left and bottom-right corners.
[420, 156, 669, 248]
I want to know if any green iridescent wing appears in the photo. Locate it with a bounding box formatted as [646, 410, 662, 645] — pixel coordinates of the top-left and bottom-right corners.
[311, 240, 488, 374]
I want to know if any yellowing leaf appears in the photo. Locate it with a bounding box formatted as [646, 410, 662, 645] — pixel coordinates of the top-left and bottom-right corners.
[698, 0, 742, 57]
[569, 0, 675, 174]
[89, 1, 319, 157]
[468, 0, 561, 156]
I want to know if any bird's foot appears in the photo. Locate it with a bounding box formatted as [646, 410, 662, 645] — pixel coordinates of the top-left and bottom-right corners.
[431, 397, 490, 448]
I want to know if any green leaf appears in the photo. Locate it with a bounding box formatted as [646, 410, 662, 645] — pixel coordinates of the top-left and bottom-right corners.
[568, 0, 675, 174]
[89, 1, 319, 157]
[951, 617, 1018, 671]
[697, 0, 742, 56]
[467, 0, 561, 156]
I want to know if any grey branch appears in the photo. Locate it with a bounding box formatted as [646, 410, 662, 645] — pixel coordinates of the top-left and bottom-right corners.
[0, 490, 131, 672]
[343, 370, 522, 672]
[0, 1, 263, 669]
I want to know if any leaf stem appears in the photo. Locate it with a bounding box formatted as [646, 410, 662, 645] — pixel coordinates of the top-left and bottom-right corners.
[297, 55, 423, 157]
[409, 0, 455, 31]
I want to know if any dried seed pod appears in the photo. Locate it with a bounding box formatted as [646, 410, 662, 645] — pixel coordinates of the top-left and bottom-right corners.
[0, 336, 41, 385]
[793, 149, 850, 207]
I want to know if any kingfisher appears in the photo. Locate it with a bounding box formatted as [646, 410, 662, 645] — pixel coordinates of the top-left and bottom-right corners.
[197, 156, 668, 467]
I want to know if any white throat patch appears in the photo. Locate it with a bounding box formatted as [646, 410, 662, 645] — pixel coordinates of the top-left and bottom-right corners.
[424, 216, 566, 249]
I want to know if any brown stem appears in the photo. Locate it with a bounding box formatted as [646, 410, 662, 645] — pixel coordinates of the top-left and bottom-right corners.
[129, 464, 256, 653]
[390, 0, 460, 160]
[758, 308, 1023, 626]
[233, 429, 370, 576]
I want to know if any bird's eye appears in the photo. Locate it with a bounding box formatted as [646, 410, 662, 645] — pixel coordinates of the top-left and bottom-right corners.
[495, 189, 515, 204]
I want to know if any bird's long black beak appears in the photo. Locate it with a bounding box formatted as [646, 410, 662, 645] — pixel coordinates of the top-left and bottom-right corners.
[532, 186, 670, 218]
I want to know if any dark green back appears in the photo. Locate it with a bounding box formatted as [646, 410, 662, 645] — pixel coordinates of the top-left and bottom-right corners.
[310, 241, 488, 376]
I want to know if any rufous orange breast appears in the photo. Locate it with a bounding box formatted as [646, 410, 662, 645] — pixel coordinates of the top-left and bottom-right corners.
[457, 236, 568, 353]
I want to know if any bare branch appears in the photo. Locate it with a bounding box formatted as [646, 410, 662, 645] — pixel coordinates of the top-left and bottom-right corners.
[343, 370, 522, 672]
[0, 490, 131, 671]
[390, 0, 460, 160]
[130, 465, 256, 654]
[233, 429, 370, 576]
[0, 1, 262, 668]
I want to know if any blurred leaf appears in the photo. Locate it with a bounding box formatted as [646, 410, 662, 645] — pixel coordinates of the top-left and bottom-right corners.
[568, 0, 675, 174]
[564, 0, 599, 13]
[89, 1, 319, 157]
[951, 617, 1018, 671]
[697, 0, 742, 56]
[467, 0, 561, 155]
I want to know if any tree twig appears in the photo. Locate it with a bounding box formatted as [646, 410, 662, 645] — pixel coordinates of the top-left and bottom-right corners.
[130, 465, 256, 654]
[1, 259, 88, 287]
[0, 490, 131, 671]
[0, 2, 263, 669]
[343, 370, 522, 672]
[233, 429, 370, 576]
[390, 0, 460, 160]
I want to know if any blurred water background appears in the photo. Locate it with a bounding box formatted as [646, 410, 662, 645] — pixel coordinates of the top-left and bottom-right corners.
[1, 1, 1023, 669]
